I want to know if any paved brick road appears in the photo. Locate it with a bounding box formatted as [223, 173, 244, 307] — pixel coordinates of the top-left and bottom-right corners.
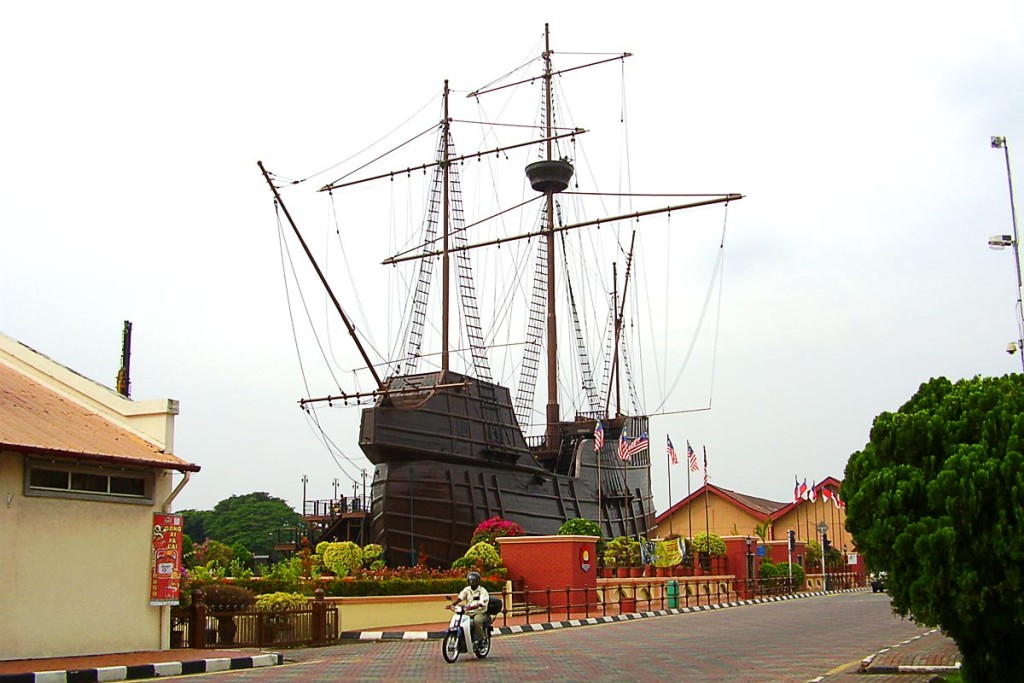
[161, 591, 947, 682]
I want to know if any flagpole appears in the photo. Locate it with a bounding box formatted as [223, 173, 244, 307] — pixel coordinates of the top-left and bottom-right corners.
[622, 435, 630, 536]
[666, 435, 673, 537]
[812, 482, 819, 545]
[794, 475, 801, 542]
[597, 435, 603, 532]
[803, 480, 810, 543]
[703, 446, 710, 542]
[790, 479, 798, 540]
[829, 485, 837, 560]
[687, 458, 693, 545]
[835, 486, 846, 557]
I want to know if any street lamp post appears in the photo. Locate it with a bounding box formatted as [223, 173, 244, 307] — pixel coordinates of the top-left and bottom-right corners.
[816, 521, 828, 590]
[745, 536, 753, 594]
[301, 474, 308, 516]
[990, 136, 1024, 371]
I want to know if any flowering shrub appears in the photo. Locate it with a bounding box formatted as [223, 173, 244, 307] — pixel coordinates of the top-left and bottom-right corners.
[191, 539, 233, 570]
[361, 544, 384, 567]
[691, 532, 727, 556]
[322, 575, 504, 597]
[558, 517, 605, 555]
[196, 583, 256, 610]
[464, 541, 502, 570]
[254, 591, 308, 612]
[321, 541, 363, 577]
[470, 516, 525, 549]
[192, 560, 508, 599]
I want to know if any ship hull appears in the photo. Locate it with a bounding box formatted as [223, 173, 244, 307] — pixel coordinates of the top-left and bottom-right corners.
[368, 448, 654, 568]
[358, 371, 655, 567]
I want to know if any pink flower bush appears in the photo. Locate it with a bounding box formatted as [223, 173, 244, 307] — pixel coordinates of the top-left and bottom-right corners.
[470, 516, 526, 548]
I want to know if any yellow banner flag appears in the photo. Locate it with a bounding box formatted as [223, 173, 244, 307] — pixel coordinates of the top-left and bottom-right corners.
[654, 538, 686, 567]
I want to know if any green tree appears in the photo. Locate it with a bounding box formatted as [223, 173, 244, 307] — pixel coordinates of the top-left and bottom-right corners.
[179, 509, 213, 543]
[202, 492, 303, 556]
[843, 374, 1024, 682]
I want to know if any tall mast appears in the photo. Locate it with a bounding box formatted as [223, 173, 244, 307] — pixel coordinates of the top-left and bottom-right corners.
[441, 80, 451, 373]
[258, 161, 383, 389]
[543, 23, 560, 450]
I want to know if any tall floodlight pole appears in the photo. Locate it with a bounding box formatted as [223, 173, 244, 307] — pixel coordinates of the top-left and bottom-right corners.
[990, 136, 1024, 371]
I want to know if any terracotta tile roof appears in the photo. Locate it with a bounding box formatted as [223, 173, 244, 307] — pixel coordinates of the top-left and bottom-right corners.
[713, 486, 790, 516]
[0, 362, 199, 472]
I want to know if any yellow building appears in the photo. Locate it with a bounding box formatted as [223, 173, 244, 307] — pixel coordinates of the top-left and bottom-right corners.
[0, 332, 200, 660]
[656, 476, 855, 560]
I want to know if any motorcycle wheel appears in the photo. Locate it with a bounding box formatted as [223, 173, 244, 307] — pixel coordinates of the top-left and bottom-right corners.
[474, 629, 491, 659]
[442, 631, 461, 663]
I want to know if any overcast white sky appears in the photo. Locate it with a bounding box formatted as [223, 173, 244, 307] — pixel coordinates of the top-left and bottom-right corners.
[3, 2, 1023, 515]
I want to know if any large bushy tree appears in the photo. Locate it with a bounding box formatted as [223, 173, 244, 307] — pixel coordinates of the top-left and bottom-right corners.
[181, 492, 303, 557]
[843, 374, 1024, 682]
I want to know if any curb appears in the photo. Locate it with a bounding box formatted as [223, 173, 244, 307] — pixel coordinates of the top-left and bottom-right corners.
[857, 629, 961, 675]
[340, 588, 865, 641]
[0, 653, 282, 683]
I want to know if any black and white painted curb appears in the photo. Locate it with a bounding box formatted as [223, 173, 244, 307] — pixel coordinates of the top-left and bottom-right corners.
[856, 629, 961, 675]
[341, 588, 864, 642]
[0, 653, 282, 683]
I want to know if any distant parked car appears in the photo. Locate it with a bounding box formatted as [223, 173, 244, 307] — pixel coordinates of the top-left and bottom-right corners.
[870, 572, 887, 593]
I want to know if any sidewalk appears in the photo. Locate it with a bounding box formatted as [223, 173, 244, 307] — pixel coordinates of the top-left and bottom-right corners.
[814, 628, 961, 682]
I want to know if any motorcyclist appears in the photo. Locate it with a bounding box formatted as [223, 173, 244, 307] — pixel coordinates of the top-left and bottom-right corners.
[449, 571, 489, 649]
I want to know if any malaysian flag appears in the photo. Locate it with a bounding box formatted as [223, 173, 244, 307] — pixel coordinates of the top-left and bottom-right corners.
[594, 420, 605, 452]
[703, 451, 708, 486]
[686, 440, 698, 472]
[667, 435, 679, 465]
[618, 432, 649, 461]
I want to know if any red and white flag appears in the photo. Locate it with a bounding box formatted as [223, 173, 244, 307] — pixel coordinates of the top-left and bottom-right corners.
[687, 441, 698, 472]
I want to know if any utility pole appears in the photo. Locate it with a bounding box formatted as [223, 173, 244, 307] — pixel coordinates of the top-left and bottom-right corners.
[301, 474, 309, 516]
[990, 136, 1024, 370]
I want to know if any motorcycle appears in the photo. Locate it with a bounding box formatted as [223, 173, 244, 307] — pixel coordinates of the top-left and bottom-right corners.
[441, 597, 500, 663]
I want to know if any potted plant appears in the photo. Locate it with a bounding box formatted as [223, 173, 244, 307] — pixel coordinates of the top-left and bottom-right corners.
[626, 538, 643, 577]
[197, 583, 256, 645]
[254, 591, 307, 643]
[691, 532, 726, 574]
[601, 546, 618, 578]
[604, 537, 630, 578]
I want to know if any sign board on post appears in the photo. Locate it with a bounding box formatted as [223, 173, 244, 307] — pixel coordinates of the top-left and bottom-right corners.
[150, 513, 184, 606]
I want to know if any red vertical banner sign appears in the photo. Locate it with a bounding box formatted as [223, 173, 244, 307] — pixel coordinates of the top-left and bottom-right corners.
[150, 513, 184, 606]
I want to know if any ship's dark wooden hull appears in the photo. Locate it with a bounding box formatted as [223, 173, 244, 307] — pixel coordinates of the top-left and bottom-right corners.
[368, 454, 654, 567]
[358, 371, 654, 567]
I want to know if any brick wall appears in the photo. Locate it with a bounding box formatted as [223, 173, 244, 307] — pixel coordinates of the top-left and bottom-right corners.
[497, 536, 598, 608]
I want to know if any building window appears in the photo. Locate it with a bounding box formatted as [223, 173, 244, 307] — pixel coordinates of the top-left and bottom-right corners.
[25, 459, 154, 504]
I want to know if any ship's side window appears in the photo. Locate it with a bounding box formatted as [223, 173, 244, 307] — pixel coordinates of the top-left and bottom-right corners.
[25, 459, 154, 504]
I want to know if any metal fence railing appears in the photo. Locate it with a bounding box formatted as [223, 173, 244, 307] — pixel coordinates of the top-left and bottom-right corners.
[171, 591, 337, 649]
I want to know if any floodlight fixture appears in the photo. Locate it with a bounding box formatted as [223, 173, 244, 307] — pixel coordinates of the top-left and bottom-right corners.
[989, 234, 1013, 249]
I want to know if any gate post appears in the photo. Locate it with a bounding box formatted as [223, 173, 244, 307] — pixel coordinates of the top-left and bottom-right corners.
[190, 589, 207, 649]
[312, 588, 327, 645]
